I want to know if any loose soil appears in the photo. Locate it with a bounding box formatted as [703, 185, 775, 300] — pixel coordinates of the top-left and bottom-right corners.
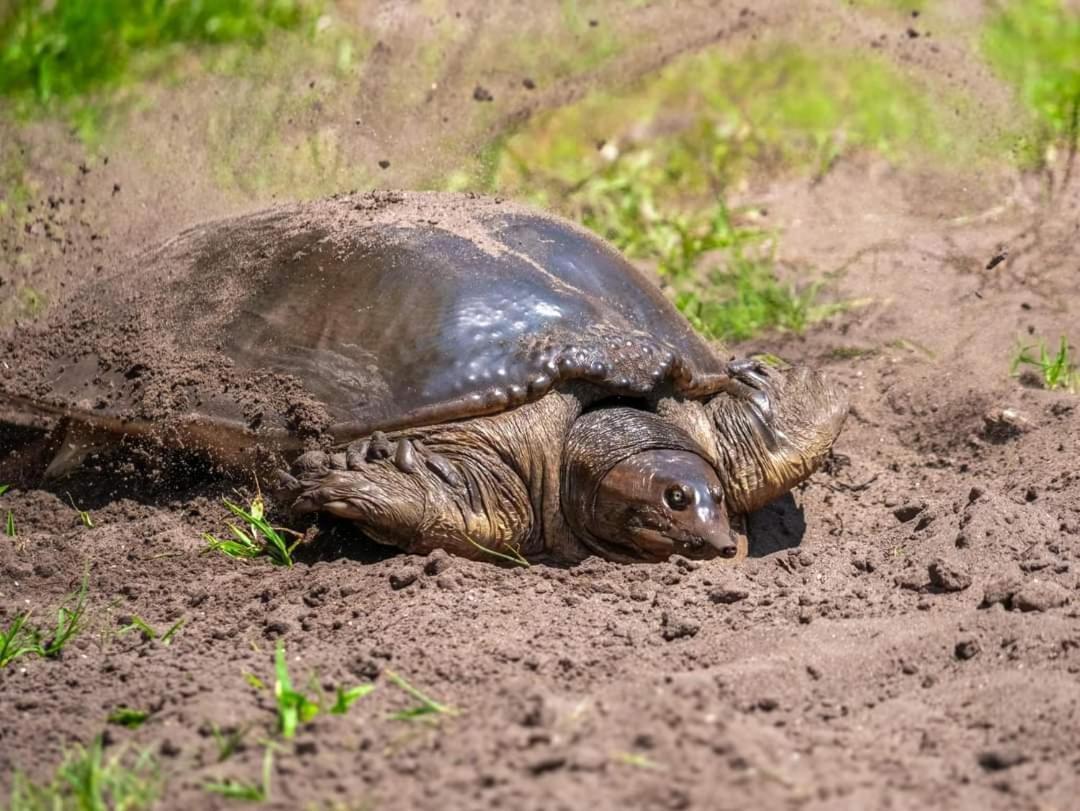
[2, 2, 1080, 810]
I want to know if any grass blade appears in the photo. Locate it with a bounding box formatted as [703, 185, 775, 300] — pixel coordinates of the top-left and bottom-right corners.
[330, 684, 376, 715]
[385, 670, 458, 721]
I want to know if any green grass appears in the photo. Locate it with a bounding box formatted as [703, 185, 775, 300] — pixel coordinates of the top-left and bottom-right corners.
[1011, 334, 1078, 391]
[210, 723, 251, 762]
[484, 43, 935, 340]
[385, 670, 458, 723]
[107, 706, 151, 729]
[204, 748, 273, 802]
[66, 494, 93, 528]
[330, 684, 376, 715]
[463, 537, 531, 568]
[0, 0, 313, 106]
[270, 640, 375, 739]
[273, 641, 321, 739]
[205, 745, 274, 802]
[0, 611, 43, 668]
[119, 615, 185, 645]
[5, 509, 15, 538]
[203, 495, 300, 566]
[0, 575, 89, 667]
[982, 0, 1080, 170]
[7, 736, 159, 811]
[16, 286, 46, 318]
[42, 574, 89, 657]
[496, 143, 838, 340]
[494, 42, 954, 197]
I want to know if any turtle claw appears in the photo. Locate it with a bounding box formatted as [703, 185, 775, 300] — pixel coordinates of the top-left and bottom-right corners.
[346, 439, 369, 470]
[367, 431, 393, 460]
[273, 468, 302, 496]
[293, 450, 330, 475]
[393, 438, 420, 473]
[424, 451, 464, 488]
[723, 357, 775, 424]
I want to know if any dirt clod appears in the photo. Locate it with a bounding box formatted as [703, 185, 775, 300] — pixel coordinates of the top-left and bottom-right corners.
[981, 577, 1020, 608]
[928, 558, 972, 592]
[423, 549, 452, 576]
[1012, 580, 1070, 613]
[661, 612, 700, 641]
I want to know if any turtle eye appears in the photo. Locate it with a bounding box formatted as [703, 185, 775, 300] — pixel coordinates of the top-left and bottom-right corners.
[664, 484, 691, 511]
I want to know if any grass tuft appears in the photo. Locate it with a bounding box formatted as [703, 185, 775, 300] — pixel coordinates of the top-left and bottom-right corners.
[0, 575, 90, 667]
[8, 736, 159, 811]
[120, 615, 186, 646]
[982, 0, 1080, 169]
[0, 611, 43, 668]
[203, 495, 300, 567]
[42, 574, 89, 657]
[204, 745, 274, 803]
[1011, 334, 1078, 391]
[210, 724, 250, 762]
[500, 145, 837, 341]
[330, 684, 377, 715]
[270, 640, 374, 738]
[66, 493, 93, 528]
[273, 640, 321, 739]
[0, 0, 313, 106]
[108, 706, 151, 729]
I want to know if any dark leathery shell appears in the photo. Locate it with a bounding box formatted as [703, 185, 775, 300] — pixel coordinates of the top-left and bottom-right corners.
[6, 192, 729, 446]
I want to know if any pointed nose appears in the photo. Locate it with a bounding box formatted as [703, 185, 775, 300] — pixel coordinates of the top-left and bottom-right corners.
[680, 497, 737, 559]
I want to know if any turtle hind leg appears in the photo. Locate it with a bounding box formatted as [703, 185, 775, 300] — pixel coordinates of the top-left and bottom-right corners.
[0, 418, 112, 485]
[42, 420, 115, 480]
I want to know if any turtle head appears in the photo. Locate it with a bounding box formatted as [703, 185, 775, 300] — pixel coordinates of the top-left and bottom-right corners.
[562, 408, 737, 562]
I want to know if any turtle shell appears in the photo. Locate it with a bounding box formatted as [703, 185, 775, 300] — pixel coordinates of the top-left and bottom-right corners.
[4, 191, 730, 455]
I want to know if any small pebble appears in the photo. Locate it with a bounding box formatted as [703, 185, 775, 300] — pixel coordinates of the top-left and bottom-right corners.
[893, 501, 925, 523]
[955, 639, 981, 660]
[389, 568, 419, 590]
[709, 585, 749, 604]
[660, 612, 699, 641]
[978, 748, 1027, 771]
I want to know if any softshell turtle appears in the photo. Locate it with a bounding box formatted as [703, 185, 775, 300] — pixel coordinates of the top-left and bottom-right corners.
[2, 191, 846, 563]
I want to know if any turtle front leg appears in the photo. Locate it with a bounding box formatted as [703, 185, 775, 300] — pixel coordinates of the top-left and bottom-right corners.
[705, 363, 848, 514]
[285, 431, 537, 562]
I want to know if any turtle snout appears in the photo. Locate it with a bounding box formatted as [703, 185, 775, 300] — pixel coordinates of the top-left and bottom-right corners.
[674, 498, 737, 559]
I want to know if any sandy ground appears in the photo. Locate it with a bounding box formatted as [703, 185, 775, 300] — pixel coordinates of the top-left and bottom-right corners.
[2, 1, 1080, 809]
